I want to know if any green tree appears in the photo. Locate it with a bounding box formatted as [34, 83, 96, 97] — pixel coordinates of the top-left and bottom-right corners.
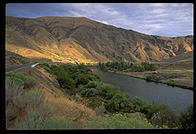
[176, 105, 193, 129]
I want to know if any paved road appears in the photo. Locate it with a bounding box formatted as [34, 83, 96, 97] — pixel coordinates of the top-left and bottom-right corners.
[6, 63, 39, 72]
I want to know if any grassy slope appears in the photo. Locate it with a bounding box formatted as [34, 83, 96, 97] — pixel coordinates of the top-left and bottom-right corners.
[25, 66, 98, 122]
[6, 51, 99, 127]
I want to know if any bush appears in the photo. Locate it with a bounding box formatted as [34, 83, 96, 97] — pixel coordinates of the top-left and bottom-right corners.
[132, 97, 174, 120]
[75, 74, 90, 87]
[36, 102, 53, 119]
[21, 90, 45, 110]
[56, 71, 75, 95]
[96, 82, 117, 98]
[6, 71, 37, 88]
[14, 109, 47, 130]
[146, 75, 160, 82]
[84, 113, 157, 129]
[95, 104, 106, 116]
[6, 77, 24, 103]
[105, 92, 130, 113]
[132, 96, 150, 113]
[23, 76, 37, 88]
[150, 107, 177, 128]
[131, 64, 145, 72]
[44, 119, 80, 129]
[20, 59, 28, 64]
[176, 105, 193, 129]
[141, 62, 157, 71]
[13, 102, 53, 130]
[146, 103, 169, 119]
[85, 81, 98, 88]
[85, 96, 106, 109]
[80, 88, 98, 97]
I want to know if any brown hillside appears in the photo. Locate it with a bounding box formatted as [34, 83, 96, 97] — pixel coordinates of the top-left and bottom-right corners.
[6, 16, 193, 63]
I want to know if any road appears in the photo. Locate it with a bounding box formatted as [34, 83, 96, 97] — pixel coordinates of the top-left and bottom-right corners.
[6, 63, 39, 72]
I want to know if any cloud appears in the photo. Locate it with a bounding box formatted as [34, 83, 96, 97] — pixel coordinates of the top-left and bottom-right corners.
[6, 3, 193, 37]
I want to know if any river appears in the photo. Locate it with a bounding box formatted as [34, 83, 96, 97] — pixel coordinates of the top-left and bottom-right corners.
[91, 68, 193, 115]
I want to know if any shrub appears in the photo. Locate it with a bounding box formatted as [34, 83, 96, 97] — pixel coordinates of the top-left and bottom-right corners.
[44, 119, 80, 129]
[98, 62, 107, 71]
[146, 75, 160, 82]
[141, 62, 157, 71]
[36, 102, 53, 119]
[80, 88, 98, 97]
[42, 65, 52, 73]
[23, 76, 37, 88]
[150, 107, 177, 128]
[132, 96, 150, 114]
[95, 104, 106, 116]
[176, 105, 193, 129]
[6, 77, 24, 103]
[21, 90, 45, 110]
[131, 64, 145, 72]
[56, 71, 75, 95]
[6, 71, 37, 88]
[85, 81, 98, 88]
[75, 74, 90, 87]
[132, 97, 174, 120]
[96, 82, 117, 98]
[120, 102, 135, 113]
[146, 103, 169, 119]
[20, 59, 28, 64]
[85, 96, 106, 109]
[105, 89, 117, 100]
[105, 93, 130, 113]
[13, 109, 47, 130]
[84, 113, 157, 129]
[13, 102, 53, 130]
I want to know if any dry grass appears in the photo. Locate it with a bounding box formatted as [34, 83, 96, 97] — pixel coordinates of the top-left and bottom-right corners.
[6, 42, 97, 65]
[25, 67, 98, 123]
[46, 95, 96, 121]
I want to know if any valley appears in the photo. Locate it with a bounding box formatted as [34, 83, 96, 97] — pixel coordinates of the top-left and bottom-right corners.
[5, 16, 193, 129]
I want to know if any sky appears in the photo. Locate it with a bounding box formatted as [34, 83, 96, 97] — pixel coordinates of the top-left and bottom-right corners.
[6, 3, 193, 37]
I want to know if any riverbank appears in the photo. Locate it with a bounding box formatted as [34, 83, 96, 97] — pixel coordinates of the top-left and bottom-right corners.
[108, 70, 193, 90]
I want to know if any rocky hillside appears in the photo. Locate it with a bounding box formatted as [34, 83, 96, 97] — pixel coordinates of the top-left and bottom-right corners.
[6, 16, 193, 64]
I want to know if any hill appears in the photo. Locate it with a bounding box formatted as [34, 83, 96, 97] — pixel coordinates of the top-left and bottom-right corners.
[6, 16, 193, 64]
[6, 50, 31, 68]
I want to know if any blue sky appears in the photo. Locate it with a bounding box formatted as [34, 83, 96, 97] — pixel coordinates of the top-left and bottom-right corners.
[6, 3, 193, 37]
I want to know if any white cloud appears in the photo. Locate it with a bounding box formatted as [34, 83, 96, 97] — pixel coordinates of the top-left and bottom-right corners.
[61, 3, 193, 36]
[150, 8, 166, 14]
[149, 3, 166, 7]
[7, 3, 193, 37]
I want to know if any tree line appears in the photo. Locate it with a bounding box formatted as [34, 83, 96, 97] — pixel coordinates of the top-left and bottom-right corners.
[98, 61, 157, 72]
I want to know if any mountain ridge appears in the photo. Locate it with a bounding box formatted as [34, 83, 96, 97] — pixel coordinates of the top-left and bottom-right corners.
[6, 16, 193, 64]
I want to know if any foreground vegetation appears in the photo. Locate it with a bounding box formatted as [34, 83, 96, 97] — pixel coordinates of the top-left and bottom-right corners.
[5, 64, 193, 129]
[39, 63, 193, 129]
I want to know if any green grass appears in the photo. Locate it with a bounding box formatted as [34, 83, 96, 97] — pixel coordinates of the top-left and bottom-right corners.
[84, 113, 159, 129]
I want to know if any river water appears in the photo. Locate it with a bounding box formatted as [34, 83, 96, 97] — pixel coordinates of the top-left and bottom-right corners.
[91, 68, 193, 115]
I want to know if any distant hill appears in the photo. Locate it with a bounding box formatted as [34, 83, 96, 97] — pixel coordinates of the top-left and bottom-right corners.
[162, 51, 193, 63]
[6, 16, 193, 64]
[159, 51, 193, 69]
